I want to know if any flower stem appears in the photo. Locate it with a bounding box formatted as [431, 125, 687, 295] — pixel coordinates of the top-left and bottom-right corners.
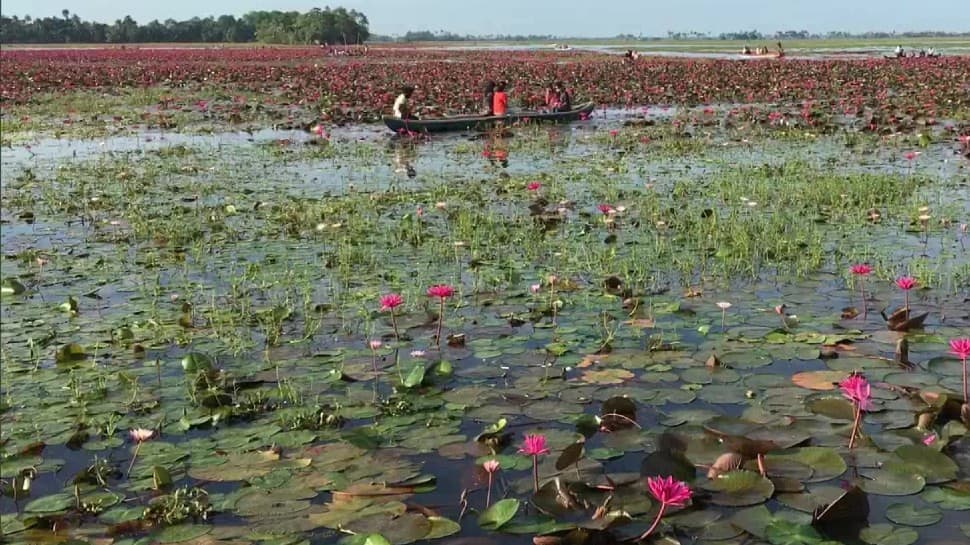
[126, 441, 142, 477]
[532, 455, 539, 494]
[904, 291, 910, 320]
[639, 503, 666, 541]
[391, 311, 400, 341]
[859, 280, 867, 319]
[486, 474, 493, 508]
[434, 299, 444, 350]
[848, 406, 862, 449]
[962, 356, 968, 403]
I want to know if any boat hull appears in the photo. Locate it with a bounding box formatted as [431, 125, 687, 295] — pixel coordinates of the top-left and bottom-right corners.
[383, 102, 596, 134]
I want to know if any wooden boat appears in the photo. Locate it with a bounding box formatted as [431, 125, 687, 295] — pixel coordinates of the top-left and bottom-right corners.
[383, 102, 596, 134]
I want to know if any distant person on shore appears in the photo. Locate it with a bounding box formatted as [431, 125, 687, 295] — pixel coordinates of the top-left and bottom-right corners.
[493, 81, 508, 116]
[741, 45, 752, 55]
[894, 45, 904, 58]
[483, 80, 496, 116]
[393, 85, 417, 119]
[776, 41, 784, 57]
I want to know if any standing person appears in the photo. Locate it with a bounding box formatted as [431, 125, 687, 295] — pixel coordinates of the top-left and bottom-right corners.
[483, 80, 496, 116]
[492, 81, 508, 116]
[393, 85, 416, 119]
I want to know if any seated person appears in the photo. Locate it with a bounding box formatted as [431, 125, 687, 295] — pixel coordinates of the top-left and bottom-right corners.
[553, 82, 572, 112]
[483, 80, 496, 116]
[493, 82, 508, 116]
[544, 83, 560, 111]
[393, 85, 416, 119]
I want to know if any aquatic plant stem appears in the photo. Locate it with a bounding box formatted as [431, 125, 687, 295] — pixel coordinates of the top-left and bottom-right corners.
[848, 406, 862, 449]
[486, 473, 493, 508]
[962, 355, 968, 404]
[639, 503, 666, 541]
[904, 291, 910, 321]
[532, 454, 539, 494]
[858, 278, 867, 319]
[126, 441, 142, 477]
[434, 298, 444, 350]
[390, 311, 400, 341]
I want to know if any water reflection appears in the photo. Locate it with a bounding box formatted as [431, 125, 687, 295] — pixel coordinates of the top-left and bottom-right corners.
[389, 139, 418, 178]
[483, 132, 510, 168]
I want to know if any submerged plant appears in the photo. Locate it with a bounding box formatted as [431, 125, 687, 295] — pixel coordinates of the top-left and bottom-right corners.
[518, 433, 549, 494]
[850, 264, 872, 318]
[950, 338, 970, 403]
[840, 374, 872, 449]
[639, 476, 692, 541]
[427, 284, 454, 350]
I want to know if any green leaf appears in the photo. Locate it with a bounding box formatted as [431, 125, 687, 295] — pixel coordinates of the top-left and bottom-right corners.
[1, 278, 27, 295]
[402, 363, 426, 388]
[858, 469, 926, 496]
[859, 523, 918, 545]
[703, 470, 775, 507]
[24, 492, 75, 514]
[424, 517, 461, 539]
[362, 535, 391, 545]
[884, 503, 942, 526]
[765, 518, 823, 545]
[921, 485, 970, 510]
[153, 524, 212, 543]
[478, 498, 520, 530]
[884, 444, 958, 484]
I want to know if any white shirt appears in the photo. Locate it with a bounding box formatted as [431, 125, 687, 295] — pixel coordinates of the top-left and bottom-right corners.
[393, 94, 408, 118]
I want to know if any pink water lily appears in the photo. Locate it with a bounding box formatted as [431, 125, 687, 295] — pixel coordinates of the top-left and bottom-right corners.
[895, 276, 917, 319]
[427, 284, 455, 349]
[519, 434, 549, 493]
[850, 264, 872, 318]
[526, 181, 541, 191]
[379, 293, 404, 340]
[127, 428, 156, 477]
[640, 476, 692, 540]
[950, 338, 970, 402]
[840, 374, 872, 448]
[482, 459, 500, 508]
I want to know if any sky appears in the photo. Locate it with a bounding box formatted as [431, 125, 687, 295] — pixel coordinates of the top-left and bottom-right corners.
[2, 0, 967, 36]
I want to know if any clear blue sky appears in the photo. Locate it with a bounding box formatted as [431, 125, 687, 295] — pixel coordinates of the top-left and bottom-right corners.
[2, 0, 966, 36]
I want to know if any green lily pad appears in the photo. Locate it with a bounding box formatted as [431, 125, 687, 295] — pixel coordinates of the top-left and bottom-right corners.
[883, 444, 958, 484]
[153, 524, 213, 543]
[729, 505, 772, 539]
[768, 447, 846, 482]
[858, 469, 926, 496]
[424, 516, 461, 539]
[24, 492, 76, 514]
[703, 470, 775, 507]
[921, 485, 970, 510]
[884, 503, 942, 526]
[362, 535, 391, 545]
[764, 518, 824, 545]
[859, 523, 918, 545]
[478, 498, 520, 530]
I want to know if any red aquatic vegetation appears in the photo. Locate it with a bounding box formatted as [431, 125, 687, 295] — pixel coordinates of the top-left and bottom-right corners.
[2, 48, 968, 128]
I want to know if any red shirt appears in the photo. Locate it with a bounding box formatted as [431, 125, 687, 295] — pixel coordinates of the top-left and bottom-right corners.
[493, 91, 508, 116]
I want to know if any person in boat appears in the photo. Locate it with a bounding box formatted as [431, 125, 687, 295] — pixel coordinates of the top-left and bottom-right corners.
[492, 81, 508, 117]
[393, 85, 417, 119]
[553, 82, 572, 113]
[544, 83, 560, 111]
[742, 45, 752, 55]
[483, 80, 496, 116]
[776, 41, 784, 57]
[894, 45, 904, 58]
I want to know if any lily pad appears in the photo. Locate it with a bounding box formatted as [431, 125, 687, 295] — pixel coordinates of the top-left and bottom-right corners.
[921, 485, 970, 510]
[883, 444, 958, 484]
[858, 469, 926, 496]
[884, 503, 942, 526]
[859, 523, 918, 545]
[24, 492, 75, 514]
[154, 524, 213, 543]
[703, 470, 775, 507]
[768, 447, 846, 482]
[478, 498, 520, 530]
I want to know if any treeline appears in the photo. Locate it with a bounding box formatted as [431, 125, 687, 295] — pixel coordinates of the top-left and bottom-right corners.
[0, 8, 369, 44]
[398, 30, 557, 42]
[712, 30, 969, 40]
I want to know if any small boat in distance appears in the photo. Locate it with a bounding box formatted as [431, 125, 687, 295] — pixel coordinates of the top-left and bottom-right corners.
[383, 102, 596, 134]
